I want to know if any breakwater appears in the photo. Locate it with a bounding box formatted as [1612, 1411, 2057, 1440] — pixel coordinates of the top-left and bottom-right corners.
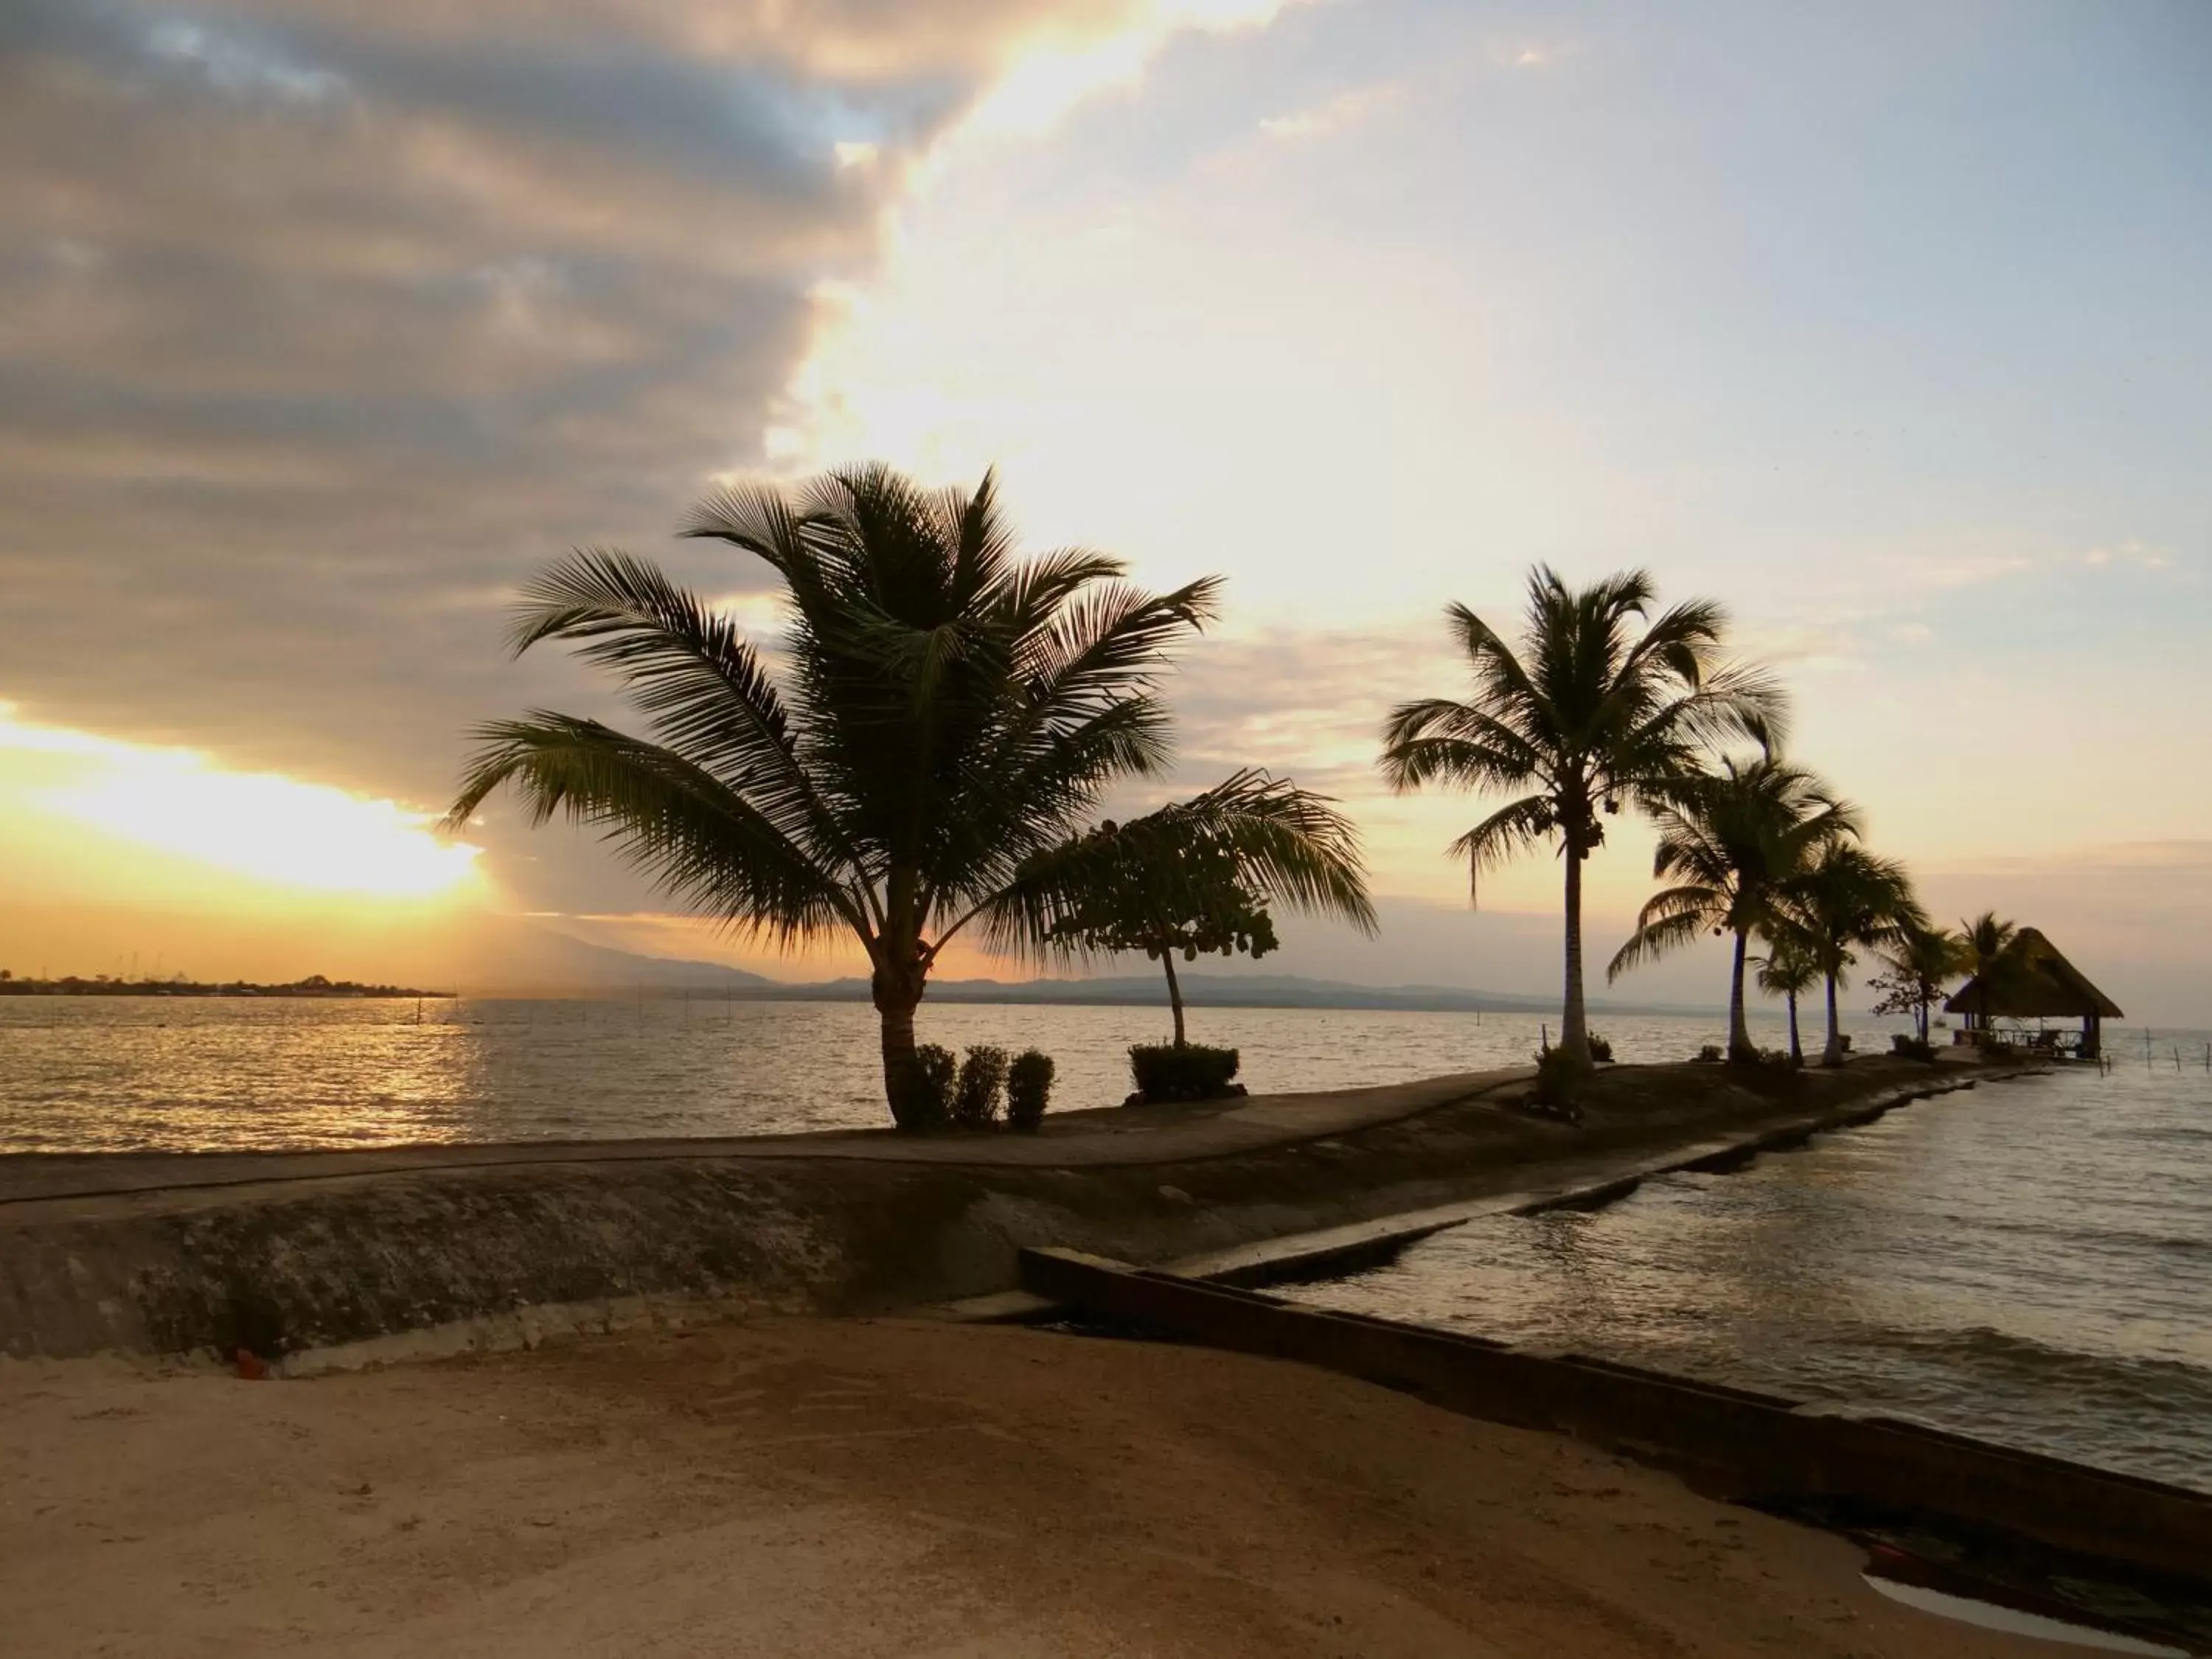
[0, 1057, 2025, 1367]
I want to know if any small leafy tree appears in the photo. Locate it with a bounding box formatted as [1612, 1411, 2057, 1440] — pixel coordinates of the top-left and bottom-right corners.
[1046, 824, 1275, 1046]
[1011, 770, 1374, 1048]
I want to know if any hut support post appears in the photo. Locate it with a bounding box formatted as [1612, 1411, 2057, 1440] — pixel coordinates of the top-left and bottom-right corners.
[2083, 1012, 2101, 1062]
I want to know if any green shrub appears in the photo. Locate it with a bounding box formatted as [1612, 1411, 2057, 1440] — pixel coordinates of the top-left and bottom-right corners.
[1693, 1043, 1724, 1064]
[1006, 1049, 1055, 1130]
[1129, 1043, 1241, 1102]
[911, 1044, 956, 1129]
[1529, 1046, 1586, 1119]
[952, 1045, 1009, 1128]
[1587, 1032, 1614, 1063]
[1890, 1034, 1936, 1062]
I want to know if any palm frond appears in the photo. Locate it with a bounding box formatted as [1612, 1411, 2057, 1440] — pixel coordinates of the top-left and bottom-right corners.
[1607, 902, 1714, 981]
[1447, 793, 1556, 902]
[501, 549, 858, 874]
[446, 714, 864, 945]
[973, 769, 1375, 961]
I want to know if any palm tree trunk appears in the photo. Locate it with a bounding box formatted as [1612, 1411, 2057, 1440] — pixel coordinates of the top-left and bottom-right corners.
[1786, 991, 1802, 1065]
[1726, 929, 1753, 1063]
[1560, 836, 1590, 1068]
[1821, 967, 1843, 1066]
[1161, 950, 1187, 1048]
[871, 956, 932, 1130]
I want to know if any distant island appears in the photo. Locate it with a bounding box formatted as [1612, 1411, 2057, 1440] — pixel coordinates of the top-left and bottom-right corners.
[0, 973, 453, 999]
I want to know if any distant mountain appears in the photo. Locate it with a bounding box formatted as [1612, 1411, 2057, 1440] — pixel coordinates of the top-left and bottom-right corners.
[479, 941, 1718, 1015]
[455, 922, 776, 993]
[873, 973, 1721, 1018]
[460, 919, 1726, 1015]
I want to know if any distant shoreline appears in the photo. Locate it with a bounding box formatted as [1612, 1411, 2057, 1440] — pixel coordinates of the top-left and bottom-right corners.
[0, 971, 1725, 1018]
[0, 977, 453, 1000]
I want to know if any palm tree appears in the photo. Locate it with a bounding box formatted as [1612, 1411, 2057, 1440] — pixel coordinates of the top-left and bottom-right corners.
[1775, 843, 1924, 1066]
[1003, 769, 1377, 1047]
[1753, 936, 1820, 1065]
[1379, 567, 1783, 1071]
[1607, 756, 1858, 1062]
[1957, 910, 2020, 1046]
[447, 464, 1224, 1129]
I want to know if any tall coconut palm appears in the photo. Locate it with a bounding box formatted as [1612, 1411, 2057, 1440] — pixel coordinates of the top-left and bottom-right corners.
[1753, 935, 1821, 1066]
[1606, 756, 1859, 1062]
[1775, 844, 1924, 1066]
[1957, 910, 2020, 1045]
[446, 464, 1223, 1130]
[1379, 568, 1783, 1071]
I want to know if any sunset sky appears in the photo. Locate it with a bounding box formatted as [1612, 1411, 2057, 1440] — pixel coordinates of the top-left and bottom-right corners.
[2, 0, 2207, 1020]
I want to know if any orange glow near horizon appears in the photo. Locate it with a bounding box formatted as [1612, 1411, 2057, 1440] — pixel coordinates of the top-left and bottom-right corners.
[0, 706, 481, 902]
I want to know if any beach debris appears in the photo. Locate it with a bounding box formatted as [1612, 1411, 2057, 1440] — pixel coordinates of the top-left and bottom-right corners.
[234, 1348, 268, 1380]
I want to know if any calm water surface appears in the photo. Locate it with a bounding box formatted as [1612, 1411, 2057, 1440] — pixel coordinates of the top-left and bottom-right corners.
[4, 996, 2205, 1496]
[1287, 1040, 2212, 1495]
[0, 995, 1891, 1152]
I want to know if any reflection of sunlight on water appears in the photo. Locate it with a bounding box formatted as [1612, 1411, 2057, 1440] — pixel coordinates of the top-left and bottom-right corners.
[0, 997, 1916, 1154]
[8, 997, 2209, 1500]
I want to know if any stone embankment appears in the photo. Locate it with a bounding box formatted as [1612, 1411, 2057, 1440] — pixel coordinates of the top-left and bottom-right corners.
[0, 1054, 2033, 1367]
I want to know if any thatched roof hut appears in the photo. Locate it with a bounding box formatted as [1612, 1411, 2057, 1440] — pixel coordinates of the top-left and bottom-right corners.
[1944, 928, 2121, 1056]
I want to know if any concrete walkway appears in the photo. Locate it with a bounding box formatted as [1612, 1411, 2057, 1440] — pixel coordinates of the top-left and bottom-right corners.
[0, 1069, 1524, 1210]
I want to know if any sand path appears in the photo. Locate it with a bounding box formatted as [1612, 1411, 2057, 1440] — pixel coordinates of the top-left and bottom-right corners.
[0, 1317, 2108, 1658]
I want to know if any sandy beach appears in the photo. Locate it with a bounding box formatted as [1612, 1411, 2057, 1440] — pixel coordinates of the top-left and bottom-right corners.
[0, 1315, 2115, 1658]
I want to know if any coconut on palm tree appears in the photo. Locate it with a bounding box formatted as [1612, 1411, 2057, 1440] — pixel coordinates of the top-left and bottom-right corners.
[1378, 567, 1782, 1071]
[1774, 843, 1924, 1065]
[447, 463, 1227, 1130]
[1753, 935, 1821, 1065]
[1607, 755, 1858, 1062]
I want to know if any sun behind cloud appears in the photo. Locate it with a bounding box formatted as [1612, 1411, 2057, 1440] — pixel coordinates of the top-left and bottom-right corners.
[1, 706, 479, 902]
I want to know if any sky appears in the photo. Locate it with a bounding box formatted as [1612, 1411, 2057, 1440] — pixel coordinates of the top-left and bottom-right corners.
[1, 0, 2208, 1019]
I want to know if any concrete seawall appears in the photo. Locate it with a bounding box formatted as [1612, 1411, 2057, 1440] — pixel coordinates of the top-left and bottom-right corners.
[0, 1057, 2033, 1366]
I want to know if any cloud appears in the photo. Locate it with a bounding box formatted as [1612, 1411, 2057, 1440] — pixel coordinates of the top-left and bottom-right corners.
[0, 0, 1259, 820]
[1256, 81, 1396, 143]
[2078, 538, 2179, 573]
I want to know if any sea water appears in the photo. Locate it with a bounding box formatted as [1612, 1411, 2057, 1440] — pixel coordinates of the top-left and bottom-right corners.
[4, 995, 2205, 1495]
[1284, 1036, 2212, 1495]
[0, 994, 1901, 1151]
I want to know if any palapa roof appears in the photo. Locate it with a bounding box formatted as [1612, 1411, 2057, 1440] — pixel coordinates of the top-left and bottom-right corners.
[1944, 928, 2124, 1020]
